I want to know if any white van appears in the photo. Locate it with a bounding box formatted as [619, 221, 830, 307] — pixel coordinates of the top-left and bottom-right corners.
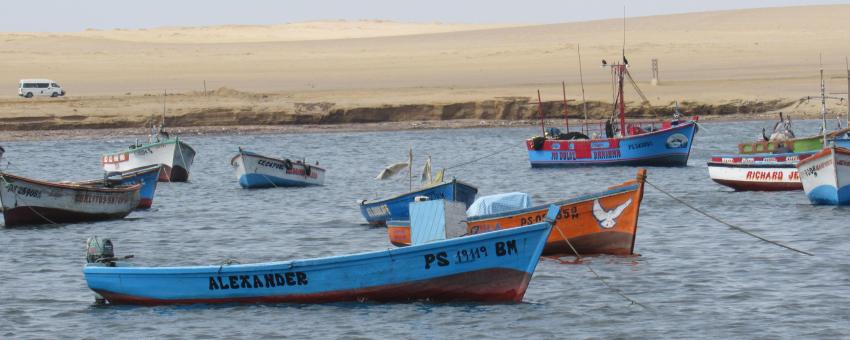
[18, 79, 65, 98]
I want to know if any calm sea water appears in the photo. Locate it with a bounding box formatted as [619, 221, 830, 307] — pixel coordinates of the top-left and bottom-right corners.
[1, 119, 849, 339]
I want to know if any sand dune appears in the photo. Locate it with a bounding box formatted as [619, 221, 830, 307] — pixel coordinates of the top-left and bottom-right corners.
[0, 5, 848, 132]
[70, 21, 517, 43]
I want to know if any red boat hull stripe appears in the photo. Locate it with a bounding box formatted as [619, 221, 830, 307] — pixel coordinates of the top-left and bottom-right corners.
[94, 268, 532, 305]
[711, 178, 802, 191]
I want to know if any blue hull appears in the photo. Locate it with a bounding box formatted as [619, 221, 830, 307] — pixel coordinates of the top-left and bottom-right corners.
[117, 166, 161, 209]
[83, 165, 161, 209]
[83, 221, 552, 305]
[527, 121, 698, 167]
[805, 185, 850, 205]
[360, 180, 478, 225]
[239, 174, 321, 188]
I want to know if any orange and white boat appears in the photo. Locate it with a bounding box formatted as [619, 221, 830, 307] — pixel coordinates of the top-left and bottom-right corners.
[387, 169, 646, 256]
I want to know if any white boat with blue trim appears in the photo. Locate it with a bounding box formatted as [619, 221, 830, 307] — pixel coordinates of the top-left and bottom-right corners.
[230, 148, 325, 188]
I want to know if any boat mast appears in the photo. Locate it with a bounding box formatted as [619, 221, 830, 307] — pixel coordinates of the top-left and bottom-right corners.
[616, 8, 628, 137]
[408, 148, 413, 192]
[820, 55, 828, 147]
[537, 90, 545, 136]
[617, 64, 627, 137]
[577, 44, 589, 134]
[562, 81, 569, 132]
[846, 56, 849, 128]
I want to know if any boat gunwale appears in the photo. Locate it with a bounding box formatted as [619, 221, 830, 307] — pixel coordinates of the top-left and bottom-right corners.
[103, 137, 196, 157]
[360, 179, 478, 206]
[524, 120, 697, 144]
[0, 172, 142, 193]
[466, 182, 640, 222]
[76, 165, 163, 186]
[796, 147, 850, 167]
[233, 150, 326, 172]
[83, 222, 551, 275]
[706, 162, 801, 169]
[708, 150, 816, 160]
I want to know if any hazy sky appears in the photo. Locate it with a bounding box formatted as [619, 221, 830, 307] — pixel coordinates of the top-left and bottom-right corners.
[2, 0, 848, 32]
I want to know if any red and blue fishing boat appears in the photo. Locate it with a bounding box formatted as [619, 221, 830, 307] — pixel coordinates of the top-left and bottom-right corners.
[359, 179, 478, 226]
[78, 165, 162, 209]
[83, 206, 556, 305]
[526, 59, 698, 167]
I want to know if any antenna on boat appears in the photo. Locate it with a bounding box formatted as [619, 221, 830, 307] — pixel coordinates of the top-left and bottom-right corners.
[577, 44, 589, 134]
[820, 53, 828, 147]
[622, 6, 626, 64]
[562, 81, 569, 132]
[161, 89, 167, 133]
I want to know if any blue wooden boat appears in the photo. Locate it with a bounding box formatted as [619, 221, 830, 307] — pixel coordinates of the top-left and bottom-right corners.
[83, 206, 556, 305]
[78, 165, 162, 209]
[359, 179, 478, 225]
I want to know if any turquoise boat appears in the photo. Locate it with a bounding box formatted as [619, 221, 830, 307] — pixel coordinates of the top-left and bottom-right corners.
[83, 206, 557, 305]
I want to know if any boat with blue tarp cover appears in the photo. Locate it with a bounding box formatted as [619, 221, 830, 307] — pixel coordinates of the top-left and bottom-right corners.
[82, 205, 557, 305]
[386, 170, 647, 256]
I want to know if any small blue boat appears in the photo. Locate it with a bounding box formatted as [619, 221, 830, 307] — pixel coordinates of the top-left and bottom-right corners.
[78, 164, 161, 209]
[83, 206, 556, 305]
[359, 179, 478, 225]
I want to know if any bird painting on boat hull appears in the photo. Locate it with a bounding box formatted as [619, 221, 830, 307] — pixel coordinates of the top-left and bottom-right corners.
[593, 198, 632, 229]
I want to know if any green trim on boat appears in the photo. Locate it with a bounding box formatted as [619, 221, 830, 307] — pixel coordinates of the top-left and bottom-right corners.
[103, 137, 192, 156]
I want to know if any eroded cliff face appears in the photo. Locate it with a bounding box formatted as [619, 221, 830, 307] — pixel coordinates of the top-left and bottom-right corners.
[0, 94, 800, 131]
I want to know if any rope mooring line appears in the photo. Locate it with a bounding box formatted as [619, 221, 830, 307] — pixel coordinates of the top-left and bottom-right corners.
[553, 225, 649, 310]
[444, 144, 513, 171]
[645, 179, 814, 257]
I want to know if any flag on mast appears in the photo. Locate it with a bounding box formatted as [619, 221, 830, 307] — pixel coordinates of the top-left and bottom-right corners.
[420, 155, 432, 184]
[407, 148, 413, 191]
[433, 168, 445, 183]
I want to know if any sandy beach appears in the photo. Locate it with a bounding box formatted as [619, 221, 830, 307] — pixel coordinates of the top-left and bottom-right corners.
[1, 5, 849, 138]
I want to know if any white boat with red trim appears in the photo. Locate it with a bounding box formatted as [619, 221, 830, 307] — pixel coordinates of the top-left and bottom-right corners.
[707, 152, 814, 191]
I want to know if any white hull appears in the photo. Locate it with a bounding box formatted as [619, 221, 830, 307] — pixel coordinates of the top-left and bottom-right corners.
[232, 151, 325, 188]
[707, 163, 801, 191]
[797, 147, 850, 205]
[102, 139, 195, 182]
[0, 173, 140, 226]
